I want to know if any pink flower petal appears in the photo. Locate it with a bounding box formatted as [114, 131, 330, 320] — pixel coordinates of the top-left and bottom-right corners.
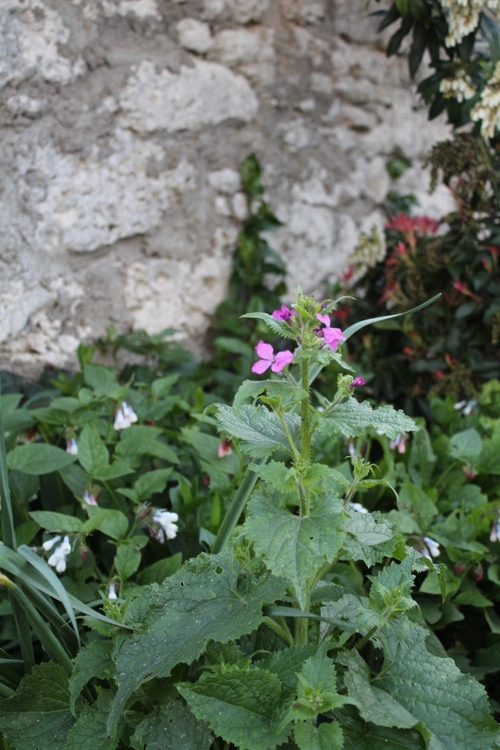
[323, 327, 346, 351]
[252, 359, 272, 374]
[255, 340, 274, 360]
[272, 350, 294, 372]
[316, 314, 330, 327]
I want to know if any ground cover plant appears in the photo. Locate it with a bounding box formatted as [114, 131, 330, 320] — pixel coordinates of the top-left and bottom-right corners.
[1, 292, 499, 750]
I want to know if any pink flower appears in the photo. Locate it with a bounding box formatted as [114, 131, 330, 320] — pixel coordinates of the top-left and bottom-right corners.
[272, 305, 295, 321]
[252, 341, 294, 374]
[348, 376, 366, 391]
[315, 314, 346, 351]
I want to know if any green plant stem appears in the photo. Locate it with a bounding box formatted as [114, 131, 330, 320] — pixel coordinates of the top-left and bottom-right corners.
[211, 458, 266, 554]
[0, 682, 14, 698]
[263, 616, 294, 647]
[276, 408, 301, 463]
[300, 360, 311, 468]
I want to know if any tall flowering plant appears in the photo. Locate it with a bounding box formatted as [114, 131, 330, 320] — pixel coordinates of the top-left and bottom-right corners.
[7, 292, 497, 750]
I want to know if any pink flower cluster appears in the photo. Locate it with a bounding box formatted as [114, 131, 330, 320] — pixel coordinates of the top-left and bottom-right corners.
[252, 341, 294, 374]
[315, 314, 346, 351]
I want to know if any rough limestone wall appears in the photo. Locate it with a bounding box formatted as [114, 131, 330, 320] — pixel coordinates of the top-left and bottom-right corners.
[0, 0, 453, 374]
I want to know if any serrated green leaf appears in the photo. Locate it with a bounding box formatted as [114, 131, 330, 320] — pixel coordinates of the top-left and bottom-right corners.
[259, 645, 318, 692]
[244, 489, 345, 609]
[216, 404, 301, 458]
[29, 511, 83, 534]
[234, 379, 307, 412]
[0, 663, 74, 750]
[77, 424, 109, 474]
[108, 551, 285, 733]
[242, 311, 293, 339]
[320, 399, 418, 440]
[343, 511, 399, 566]
[64, 691, 117, 750]
[398, 479, 437, 530]
[7, 444, 77, 476]
[374, 618, 500, 749]
[294, 720, 344, 750]
[69, 640, 113, 714]
[248, 460, 296, 491]
[178, 665, 289, 750]
[130, 700, 212, 750]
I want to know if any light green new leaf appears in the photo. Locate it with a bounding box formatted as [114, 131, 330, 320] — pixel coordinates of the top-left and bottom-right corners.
[294, 720, 344, 750]
[320, 399, 418, 440]
[64, 691, 117, 750]
[244, 489, 345, 609]
[130, 700, 212, 750]
[108, 551, 285, 733]
[375, 618, 500, 749]
[7, 444, 77, 475]
[216, 404, 301, 458]
[69, 639, 113, 714]
[0, 662, 74, 750]
[29, 511, 83, 534]
[178, 665, 289, 750]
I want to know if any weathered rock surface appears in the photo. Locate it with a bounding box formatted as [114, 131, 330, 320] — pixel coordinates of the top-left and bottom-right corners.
[0, 0, 453, 375]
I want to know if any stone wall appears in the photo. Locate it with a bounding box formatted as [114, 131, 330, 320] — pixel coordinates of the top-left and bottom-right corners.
[0, 0, 453, 374]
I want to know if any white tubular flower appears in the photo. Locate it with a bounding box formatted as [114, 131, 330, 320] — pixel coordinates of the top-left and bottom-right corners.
[108, 582, 118, 601]
[66, 438, 78, 456]
[471, 60, 500, 138]
[349, 502, 368, 514]
[42, 535, 61, 551]
[151, 509, 179, 542]
[422, 537, 440, 559]
[47, 536, 71, 573]
[82, 489, 98, 507]
[114, 401, 138, 431]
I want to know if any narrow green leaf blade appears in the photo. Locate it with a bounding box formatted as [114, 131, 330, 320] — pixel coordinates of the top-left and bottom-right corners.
[342, 295, 441, 341]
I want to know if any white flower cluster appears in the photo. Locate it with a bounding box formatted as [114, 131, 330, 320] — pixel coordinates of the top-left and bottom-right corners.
[471, 60, 500, 136]
[150, 509, 179, 543]
[43, 535, 71, 573]
[440, 0, 500, 47]
[439, 71, 477, 102]
[113, 401, 138, 430]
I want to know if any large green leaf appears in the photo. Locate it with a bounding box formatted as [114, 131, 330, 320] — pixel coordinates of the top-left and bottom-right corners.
[319, 399, 418, 440]
[373, 618, 499, 749]
[77, 425, 109, 475]
[7, 444, 76, 475]
[130, 700, 212, 750]
[178, 665, 289, 750]
[244, 489, 345, 609]
[294, 720, 344, 750]
[64, 691, 117, 750]
[0, 663, 74, 750]
[216, 404, 300, 458]
[337, 706, 426, 750]
[69, 640, 113, 715]
[107, 551, 285, 733]
[343, 510, 400, 566]
[29, 511, 83, 534]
